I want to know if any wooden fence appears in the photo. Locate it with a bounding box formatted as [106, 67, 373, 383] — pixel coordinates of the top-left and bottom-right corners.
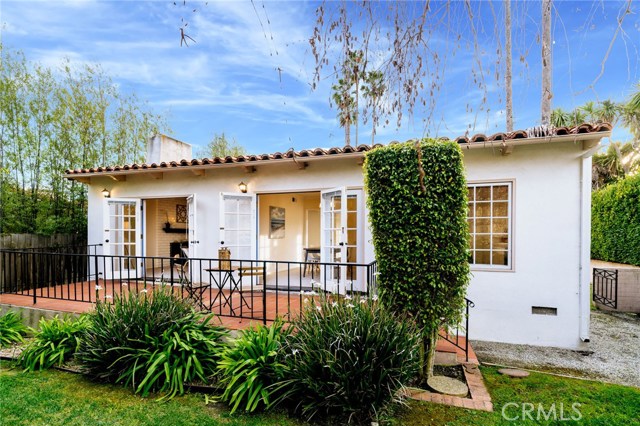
[0, 233, 85, 250]
[0, 234, 88, 294]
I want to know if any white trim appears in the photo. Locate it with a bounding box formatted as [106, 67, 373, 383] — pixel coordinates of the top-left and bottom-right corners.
[579, 156, 592, 341]
[467, 181, 515, 272]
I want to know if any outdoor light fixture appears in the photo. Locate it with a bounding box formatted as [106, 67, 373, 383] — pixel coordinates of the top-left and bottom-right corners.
[238, 182, 248, 193]
[101, 188, 111, 198]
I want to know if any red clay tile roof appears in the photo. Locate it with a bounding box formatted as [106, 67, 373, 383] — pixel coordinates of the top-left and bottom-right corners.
[64, 122, 612, 176]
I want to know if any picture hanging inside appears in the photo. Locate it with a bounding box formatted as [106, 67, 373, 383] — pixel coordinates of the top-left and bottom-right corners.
[176, 204, 187, 223]
[269, 206, 285, 239]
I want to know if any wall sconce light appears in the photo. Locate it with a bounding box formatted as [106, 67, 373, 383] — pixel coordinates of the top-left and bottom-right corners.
[101, 188, 111, 198]
[238, 182, 248, 193]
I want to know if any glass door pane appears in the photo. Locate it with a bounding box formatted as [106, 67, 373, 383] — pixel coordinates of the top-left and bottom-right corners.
[221, 194, 256, 263]
[104, 199, 140, 279]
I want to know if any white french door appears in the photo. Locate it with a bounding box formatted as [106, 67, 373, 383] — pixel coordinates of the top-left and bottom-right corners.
[103, 198, 142, 279]
[187, 194, 198, 259]
[320, 187, 363, 293]
[220, 193, 257, 262]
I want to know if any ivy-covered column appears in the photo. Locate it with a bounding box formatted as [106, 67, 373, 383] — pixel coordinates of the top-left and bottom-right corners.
[364, 139, 470, 378]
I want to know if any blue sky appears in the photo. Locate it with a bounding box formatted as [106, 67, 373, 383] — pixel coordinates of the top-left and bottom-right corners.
[2, 0, 639, 156]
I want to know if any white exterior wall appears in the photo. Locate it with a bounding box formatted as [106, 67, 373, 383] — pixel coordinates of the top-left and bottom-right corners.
[86, 140, 591, 349]
[463, 141, 585, 349]
[87, 157, 374, 264]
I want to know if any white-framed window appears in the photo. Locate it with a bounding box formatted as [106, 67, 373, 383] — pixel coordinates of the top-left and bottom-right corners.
[467, 182, 513, 270]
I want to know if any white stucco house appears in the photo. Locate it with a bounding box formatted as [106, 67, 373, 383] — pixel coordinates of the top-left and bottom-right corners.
[64, 123, 612, 349]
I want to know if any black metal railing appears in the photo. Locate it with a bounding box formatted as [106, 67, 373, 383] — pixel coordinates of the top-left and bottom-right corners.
[1, 246, 474, 361]
[438, 298, 475, 363]
[0, 244, 102, 296]
[593, 268, 618, 309]
[0, 246, 378, 324]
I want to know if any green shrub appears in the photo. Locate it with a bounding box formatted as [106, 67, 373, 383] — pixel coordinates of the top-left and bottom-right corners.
[19, 315, 89, 371]
[364, 139, 470, 377]
[77, 288, 227, 399]
[279, 296, 421, 424]
[0, 311, 28, 347]
[217, 319, 291, 414]
[592, 173, 640, 266]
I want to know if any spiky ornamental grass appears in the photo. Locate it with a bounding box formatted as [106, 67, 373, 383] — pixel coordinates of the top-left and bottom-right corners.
[217, 319, 291, 414]
[278, 295, 421, 425]
[0, 311, 29, 347]
[77, 288, 227, 399]
[19, 315, 89, 371]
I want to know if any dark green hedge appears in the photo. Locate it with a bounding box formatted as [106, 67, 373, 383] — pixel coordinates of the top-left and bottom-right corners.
[591, 173, 640, 266]
[364, 139, 470, 332]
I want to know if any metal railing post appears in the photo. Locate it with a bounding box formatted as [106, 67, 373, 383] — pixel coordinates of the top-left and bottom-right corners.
[465, 299, 470, 362]
[262, 261, 267, 325]
[93, 252, 99, 303]
[32, 251, 37, 305]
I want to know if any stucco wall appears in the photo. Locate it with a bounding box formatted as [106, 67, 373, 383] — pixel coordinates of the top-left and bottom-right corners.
[88, 157, 371, 263]
[87, 141, 589, 349]
[462, 142, 585, 348]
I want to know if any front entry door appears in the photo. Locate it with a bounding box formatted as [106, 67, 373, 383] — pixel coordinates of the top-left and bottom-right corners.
[103, 198, 142, 279]
[320, 188, 363, 293]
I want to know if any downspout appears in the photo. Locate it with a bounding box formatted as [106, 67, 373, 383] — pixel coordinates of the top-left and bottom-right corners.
[579, 143, 600, 342]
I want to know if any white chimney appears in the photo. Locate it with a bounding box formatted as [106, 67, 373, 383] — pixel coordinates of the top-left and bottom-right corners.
[146, 134, 193, 164]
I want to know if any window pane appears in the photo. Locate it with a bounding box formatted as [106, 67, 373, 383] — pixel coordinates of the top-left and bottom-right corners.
[493, 185, 509, 200]
[467, 219, 474, 233]
[492, 234, 508, 250]
[475, 251, 491, 264]
[492, 251, 508, 266]
[476, 235, 490, 249]
[492, 218, 508, 233]
[467, 187, 475, 201]
[493, 202, 508, 217]
[347, 196, 357, 211]
[476, 218, 491, 233]
[477, 187, 490, 201]
[467, 203, 474, 218]
[475, 202, 491, 217]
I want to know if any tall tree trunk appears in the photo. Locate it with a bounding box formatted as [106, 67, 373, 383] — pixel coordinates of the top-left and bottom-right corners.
[505, 0, 514, 132]
[422, 327, 440, 379]
[541, 0, 552, 126]
[345, 118, 351, 147]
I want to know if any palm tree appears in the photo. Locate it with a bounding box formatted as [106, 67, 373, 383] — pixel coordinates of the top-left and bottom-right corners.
[347, 50, 364, 147]
[551, 108, 570, 128]
[569, 109, 587, 127]
[332, 78, 355, 146]
[594, 100, 620, 124]
[579, 101, 597, 124]
[361, 70, 385, 145]
[541, 0, 552, 126]
[505, 0, 514, 132]
[620, 82, 640, 141]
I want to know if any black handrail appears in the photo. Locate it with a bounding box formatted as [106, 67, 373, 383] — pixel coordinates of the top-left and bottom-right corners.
[438, 298, 475, 363]
[0, 247, 378, 324]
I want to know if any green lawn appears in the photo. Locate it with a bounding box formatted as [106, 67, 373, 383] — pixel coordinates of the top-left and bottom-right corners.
[396, 367, 640, 426]
[1, 362, 638, 426]
[0, 362, 301, 426]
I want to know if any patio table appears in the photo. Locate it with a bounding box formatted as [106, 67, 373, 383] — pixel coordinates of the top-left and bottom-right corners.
[205, 268, 237, 312]
[205, 267, 265, 315]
